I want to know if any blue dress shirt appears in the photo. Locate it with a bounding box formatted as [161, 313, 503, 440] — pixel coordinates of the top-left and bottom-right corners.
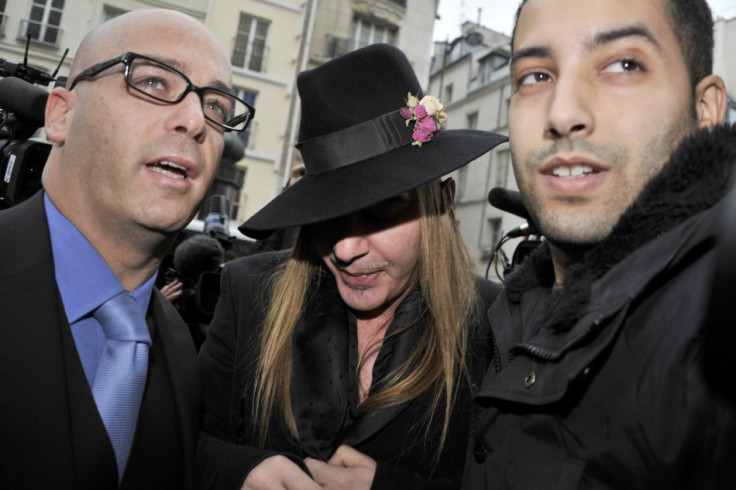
[44, 193, 156, 385]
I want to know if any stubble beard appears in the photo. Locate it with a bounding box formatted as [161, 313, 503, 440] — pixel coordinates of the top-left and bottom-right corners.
[512, 116, 698, 253]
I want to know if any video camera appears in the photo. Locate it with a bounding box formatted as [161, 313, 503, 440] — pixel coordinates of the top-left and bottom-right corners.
[0, 34, 68, 210]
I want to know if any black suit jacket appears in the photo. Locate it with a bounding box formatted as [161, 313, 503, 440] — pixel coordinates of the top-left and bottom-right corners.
[0, 192, 200, 489]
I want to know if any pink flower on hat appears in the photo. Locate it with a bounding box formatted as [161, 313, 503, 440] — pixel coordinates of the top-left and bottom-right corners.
[416, 116, 438, 133]
[413, 105, 428, 119]
[412, 128, 434, 145]
[400, 92, 448, 147]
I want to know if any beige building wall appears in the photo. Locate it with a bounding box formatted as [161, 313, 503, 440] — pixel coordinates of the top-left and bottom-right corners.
[307, 0, 437, 82]
[208, 0, 304, 221]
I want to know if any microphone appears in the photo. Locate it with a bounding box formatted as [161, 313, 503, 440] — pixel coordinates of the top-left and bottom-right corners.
[488, 187, 532, 221]
[505, 222, 537, 238]
[488, 187, 539, 237]
[203, 194, 232, 242]
[0, 76, 48, 125]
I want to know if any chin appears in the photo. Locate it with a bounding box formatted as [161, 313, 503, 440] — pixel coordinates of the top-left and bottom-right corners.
[540, 216, 616, 250]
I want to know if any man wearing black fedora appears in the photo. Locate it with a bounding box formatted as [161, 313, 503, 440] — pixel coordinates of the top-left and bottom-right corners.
[196, 43, 507, 489]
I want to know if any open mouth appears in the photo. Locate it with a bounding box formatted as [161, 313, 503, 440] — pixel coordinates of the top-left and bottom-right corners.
[147, 160, 189, 179]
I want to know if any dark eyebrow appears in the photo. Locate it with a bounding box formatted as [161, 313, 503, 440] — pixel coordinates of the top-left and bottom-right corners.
[511, 23, 663, 71]
[511, 46, 551, 71]
[589, 24, 663, 53]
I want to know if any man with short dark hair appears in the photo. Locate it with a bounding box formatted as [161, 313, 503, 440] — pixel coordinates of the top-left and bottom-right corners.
[464, 0, 736, 488]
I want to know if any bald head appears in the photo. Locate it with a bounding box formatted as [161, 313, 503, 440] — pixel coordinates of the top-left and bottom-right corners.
[41, 7, 234, 290]
[69, 9, 230, 86]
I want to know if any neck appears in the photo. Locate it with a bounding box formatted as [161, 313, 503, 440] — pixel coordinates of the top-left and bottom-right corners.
[356, 313, 393, 404]
[548, 241, 592, 286]
[48, 198, 173, 292]
[44, 166, 176, 291]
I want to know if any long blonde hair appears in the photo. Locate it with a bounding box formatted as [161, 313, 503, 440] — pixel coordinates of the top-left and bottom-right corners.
[252, 180, 479, 453]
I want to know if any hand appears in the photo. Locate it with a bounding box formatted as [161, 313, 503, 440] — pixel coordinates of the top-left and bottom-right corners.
[305, 445, 376, 490]
[160, 279, 183, 302]
[241, 455, 321, 490]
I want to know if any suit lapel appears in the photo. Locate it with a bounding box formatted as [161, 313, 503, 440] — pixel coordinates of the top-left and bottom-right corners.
[150, 290, 199, 489]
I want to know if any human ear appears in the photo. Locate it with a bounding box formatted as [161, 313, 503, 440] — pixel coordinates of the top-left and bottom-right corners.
[44, 88, 73, 143]
[694, 75, 727, 129]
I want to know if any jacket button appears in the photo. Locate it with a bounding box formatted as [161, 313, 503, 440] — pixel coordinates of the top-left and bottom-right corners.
[524, 371, 536, 388]
[473, 444, 488, 463]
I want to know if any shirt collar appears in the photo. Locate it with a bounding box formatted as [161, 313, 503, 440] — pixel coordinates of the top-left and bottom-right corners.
[44, 193, 156, 323]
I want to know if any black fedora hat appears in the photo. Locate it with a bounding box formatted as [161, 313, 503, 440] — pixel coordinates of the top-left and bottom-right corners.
[239, 43, 507, 239]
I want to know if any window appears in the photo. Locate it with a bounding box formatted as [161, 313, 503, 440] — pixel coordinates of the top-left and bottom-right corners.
[235, 88, 257, 149]
[102, 6, 127, 23]
[25, 0, 64, 46]
[0, 0, 7, 36]
[467, 111, 478, 130]
[350, 16, 397, 51]
[495, 149, 510, 188]
[456, 112, 478, 201]
[488, 217, 502, 251]
[232, 14, 269, 72]
[444, 83, 453, 104]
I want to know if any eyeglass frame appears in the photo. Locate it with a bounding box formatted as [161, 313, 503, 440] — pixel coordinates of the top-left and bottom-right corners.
[67, 51, 255, 132]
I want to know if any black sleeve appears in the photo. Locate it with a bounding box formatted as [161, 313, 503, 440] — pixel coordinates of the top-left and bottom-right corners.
[196, 253, 311, 489]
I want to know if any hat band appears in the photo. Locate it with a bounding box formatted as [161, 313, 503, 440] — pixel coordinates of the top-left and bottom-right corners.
[296, 110, 414, 174]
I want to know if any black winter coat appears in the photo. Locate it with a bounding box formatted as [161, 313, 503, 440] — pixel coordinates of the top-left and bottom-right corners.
[197, 251, 501, 489]
[463, 124, 736, 489]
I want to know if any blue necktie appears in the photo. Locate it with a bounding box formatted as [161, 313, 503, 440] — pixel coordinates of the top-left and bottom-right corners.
[92, 291, 152, 483]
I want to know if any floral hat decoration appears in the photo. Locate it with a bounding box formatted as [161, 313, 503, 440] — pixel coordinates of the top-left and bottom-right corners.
[239, 43, 507, 239]
[400, 93, 449, 146]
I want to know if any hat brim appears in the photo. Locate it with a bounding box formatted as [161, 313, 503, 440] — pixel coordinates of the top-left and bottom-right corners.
[239, 129, 507, 239]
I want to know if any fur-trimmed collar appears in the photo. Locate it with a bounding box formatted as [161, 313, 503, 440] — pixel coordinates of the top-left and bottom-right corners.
[505, 123, 736, 332]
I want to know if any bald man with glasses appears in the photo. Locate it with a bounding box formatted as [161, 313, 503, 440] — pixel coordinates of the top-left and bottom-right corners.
[0, 9, 250, 490]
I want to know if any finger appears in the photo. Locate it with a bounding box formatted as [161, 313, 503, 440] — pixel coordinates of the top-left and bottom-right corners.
[328, 445, 368, 467]
[243, 455, 321, 490]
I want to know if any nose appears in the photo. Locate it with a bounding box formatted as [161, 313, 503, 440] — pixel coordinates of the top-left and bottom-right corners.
[331, 214, 369, 265]
[167, 90, 207, 140]
[544, 71, 593, 140]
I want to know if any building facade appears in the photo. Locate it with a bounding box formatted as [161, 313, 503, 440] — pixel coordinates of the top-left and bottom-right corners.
[427, 23, 523, 280]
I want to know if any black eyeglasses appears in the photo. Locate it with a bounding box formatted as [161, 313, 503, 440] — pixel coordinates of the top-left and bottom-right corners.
[68, 52, 255, 132]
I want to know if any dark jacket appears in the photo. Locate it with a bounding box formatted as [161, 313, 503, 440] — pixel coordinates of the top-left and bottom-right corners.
[463, 124, 736, 489]
[0, 192, 201, 490]
[197, 251, 501, 489]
